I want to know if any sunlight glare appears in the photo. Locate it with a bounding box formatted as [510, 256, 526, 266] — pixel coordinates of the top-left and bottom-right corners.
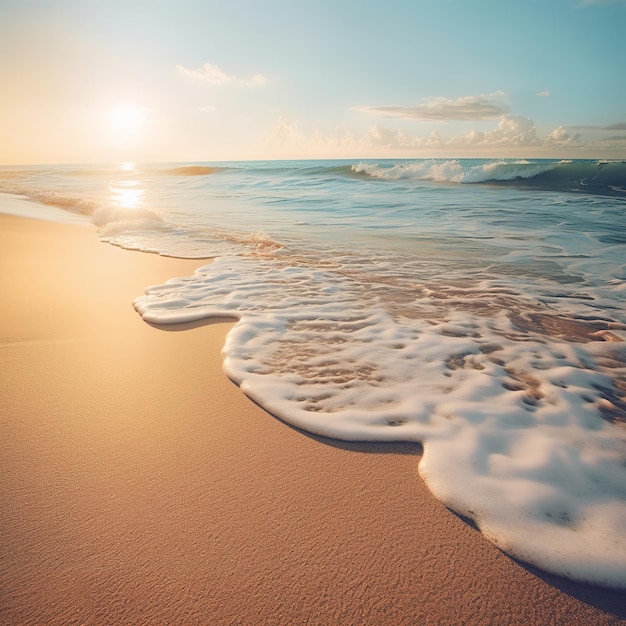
[110, 181, 144, 209]
[108, 102, 146, 139]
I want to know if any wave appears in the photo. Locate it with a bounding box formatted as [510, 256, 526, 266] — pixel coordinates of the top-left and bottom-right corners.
[0, 181, 169, 236]
[160, 165, 226, 176]
[0, 168, 44, 180]
[352, 159, 626, 196]
[0, 185, 104, 216]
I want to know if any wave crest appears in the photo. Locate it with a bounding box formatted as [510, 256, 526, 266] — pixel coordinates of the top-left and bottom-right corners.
[352, 159, 626, 196]
[352, 160, 557, 184]
[0, 185, 104, 215]
[162, 165, 225, 176]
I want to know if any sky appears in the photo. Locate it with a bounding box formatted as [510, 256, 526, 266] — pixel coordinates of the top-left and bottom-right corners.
[1, 0, 625, 164]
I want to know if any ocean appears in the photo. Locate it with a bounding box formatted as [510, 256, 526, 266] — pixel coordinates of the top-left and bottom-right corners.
[2, 158, 626, 588]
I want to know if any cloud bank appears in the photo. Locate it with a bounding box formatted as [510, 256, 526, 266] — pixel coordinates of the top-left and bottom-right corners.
[353, 94, 508, 121]
[263, 113, 601, 157]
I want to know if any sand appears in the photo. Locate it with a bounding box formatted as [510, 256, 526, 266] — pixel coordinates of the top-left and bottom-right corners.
[1, 213, 625, 626]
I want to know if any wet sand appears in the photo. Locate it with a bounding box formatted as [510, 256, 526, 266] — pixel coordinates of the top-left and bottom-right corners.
[1, 213, 625, 625]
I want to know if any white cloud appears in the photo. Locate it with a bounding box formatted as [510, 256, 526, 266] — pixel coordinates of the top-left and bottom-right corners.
[365, 125, 410, 148]
[177, 62, 267, 86]
[264, 117, 364, 155]
[426, 130, 443, 147]
[177, 63, 231, 84]
[452, 115, 540, 147]
[267, 117, 305, 144]
[263, 114, 605, 158]
[544, 126, 581, 146]
[249, 74, 268, 86]
[536, 90, 551, 97]
[353, 93, 508, 121]
[360, 126, 447, 150]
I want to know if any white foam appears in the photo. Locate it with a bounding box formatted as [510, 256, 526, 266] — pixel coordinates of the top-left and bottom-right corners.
[353, 159, 557, 184]
[0, 192, 92, 225]
[134, 255, 626, 588]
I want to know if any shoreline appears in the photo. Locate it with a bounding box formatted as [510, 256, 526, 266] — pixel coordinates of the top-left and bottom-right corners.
[1, 213, 625, 625]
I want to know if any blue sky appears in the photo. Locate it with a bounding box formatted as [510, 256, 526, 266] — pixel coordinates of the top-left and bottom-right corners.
[1, 0, 625, 163]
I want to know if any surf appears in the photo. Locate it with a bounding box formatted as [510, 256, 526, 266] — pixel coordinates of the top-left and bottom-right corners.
[352, 159, 626, 196]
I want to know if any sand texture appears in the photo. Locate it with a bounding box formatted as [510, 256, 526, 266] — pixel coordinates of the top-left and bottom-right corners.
[1, 214, 625, 625]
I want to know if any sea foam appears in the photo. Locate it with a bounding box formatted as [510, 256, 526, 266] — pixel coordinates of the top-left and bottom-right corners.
[134, 254, 626, 588]
[353, 159, 558, 184]
[352, 159, 626, 196]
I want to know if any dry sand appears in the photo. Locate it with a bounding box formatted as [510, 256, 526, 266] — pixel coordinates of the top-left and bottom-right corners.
[1, 213, 625, 625]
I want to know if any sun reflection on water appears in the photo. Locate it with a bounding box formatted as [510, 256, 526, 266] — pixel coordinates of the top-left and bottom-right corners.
[109, 180, 145, 209]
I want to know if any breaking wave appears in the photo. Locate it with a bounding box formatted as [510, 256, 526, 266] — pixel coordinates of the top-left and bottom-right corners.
[352, 159, 626, 196]
[0, 185, 104, 216]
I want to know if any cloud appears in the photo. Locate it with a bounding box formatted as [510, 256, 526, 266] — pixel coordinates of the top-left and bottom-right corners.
[604, 122, 626, 130]
[536, 91, 551, 97]
[571, 121, 626, 131]
[452, 115, 540, 147]
[177, 63, 231, 84]
[598, 135, 626, 143]
[267, 117, 305, 144]
[264, 117, 366, 157]
[380, 117, 585, 153]
[432, 117, 582, 149]
[353, 93, 508, 122]
[365, 126, 413, 149]
[177, 62, 267, 86]
[263, 112, 612, 158]
[544, 126, 581, 146]
[248, 74, 268, 86]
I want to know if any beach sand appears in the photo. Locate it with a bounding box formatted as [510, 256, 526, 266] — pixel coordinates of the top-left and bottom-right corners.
[1, 213, 625, 626]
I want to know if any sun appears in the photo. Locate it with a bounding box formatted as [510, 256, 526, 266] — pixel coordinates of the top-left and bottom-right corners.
[108, 101, 147, 139]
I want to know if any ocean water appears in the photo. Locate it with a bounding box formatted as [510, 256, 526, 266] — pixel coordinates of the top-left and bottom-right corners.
[2, 158, 626, 588]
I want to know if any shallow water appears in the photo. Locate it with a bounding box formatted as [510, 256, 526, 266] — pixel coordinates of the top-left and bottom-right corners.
[2, 158, 626, 587]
